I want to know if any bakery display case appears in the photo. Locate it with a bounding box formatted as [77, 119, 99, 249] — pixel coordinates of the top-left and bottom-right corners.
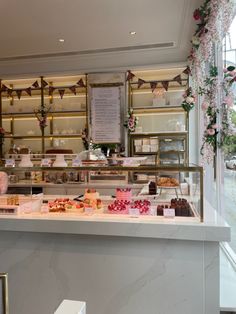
[0, 163, 204, 222]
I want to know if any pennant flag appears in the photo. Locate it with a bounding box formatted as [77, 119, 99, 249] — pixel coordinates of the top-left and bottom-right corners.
[1, 84, 8, 92]
[183, 66, 191, 75]
[173, 74, 182, 85]
[32, 80, 39, 88]
[77, 78, 85, 87]
[150, 81, 157, 92]
[126, 70, 135, 81]
[41, 79, 48, 88]
[161, 81, 169, 91]
[58, 89, 65, 99]
[25, 87, 32, 96]
[49, 86, 56, 96]
[7, 89, 13, 97]
[138, 78, 145, 89]
[69, 85, 77, 95]
[16, 90, 22, 100]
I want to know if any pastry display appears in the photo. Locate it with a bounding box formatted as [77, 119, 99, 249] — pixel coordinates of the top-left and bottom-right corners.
[83, 197, 103, 210]
[116, 188, 132, 202]
[131, 200, 150, 215]
[48, 198, 84, 213]
[108, 200, 130, 214]
[84, 188, 100, 200]
[157, 198, 192, 217]
[157, 177, 179, 187]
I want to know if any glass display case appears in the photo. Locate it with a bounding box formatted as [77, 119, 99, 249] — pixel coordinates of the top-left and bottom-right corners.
[0, 163, 203, 222]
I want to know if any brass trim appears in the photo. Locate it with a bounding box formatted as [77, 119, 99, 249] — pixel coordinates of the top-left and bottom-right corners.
[0, 273, 9, 314]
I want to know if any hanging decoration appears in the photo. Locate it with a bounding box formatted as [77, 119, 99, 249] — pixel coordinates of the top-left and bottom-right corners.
[69, 86, 77, 95]
[58, 89, 65, 99]
[32, 80, 39, 88]
[124, 109, 139, 132]
[16, 90, 22, 100]
[77, 78, 86, 88]
[41, 79, 48, 88]
[126, 67, 189, 92]
[25, 87, 32, 96]
[1, 85, 8, 92]
[48, 86, 56, 96]
[187, 0, 236, 164]
[181, 87, 196, 112]
[34, 106, 51, 130]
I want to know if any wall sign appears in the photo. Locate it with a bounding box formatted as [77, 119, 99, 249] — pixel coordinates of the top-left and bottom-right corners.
[90, 86, 121, 144]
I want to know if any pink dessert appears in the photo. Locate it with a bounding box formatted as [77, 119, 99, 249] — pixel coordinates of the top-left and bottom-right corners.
[108, 200, 130, 214]
[132, 200, 151, 215]
[116, 188, 132, 202]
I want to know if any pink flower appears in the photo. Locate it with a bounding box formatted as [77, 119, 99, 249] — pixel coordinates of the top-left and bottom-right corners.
[193, 9, 201, 20]
[223, 68, 228, 73]
[224, 96, 234, 108]
[211, 124, 218, 129]
[207, 128, 215, 136]
[201, 101, 209, 111]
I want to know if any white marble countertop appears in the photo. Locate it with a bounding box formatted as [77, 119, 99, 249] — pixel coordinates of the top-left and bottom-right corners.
[0, 205, 230, 242]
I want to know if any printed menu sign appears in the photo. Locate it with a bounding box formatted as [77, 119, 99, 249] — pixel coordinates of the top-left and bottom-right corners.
[91, 87, 121, 143]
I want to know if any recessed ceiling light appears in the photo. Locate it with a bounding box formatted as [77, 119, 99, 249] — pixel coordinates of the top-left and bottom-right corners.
[129, 31, 136, 35]
[59, 39, 65, 43]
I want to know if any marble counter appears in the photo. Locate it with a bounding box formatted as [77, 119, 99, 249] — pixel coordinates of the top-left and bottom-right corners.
[0, 201, 230, 314]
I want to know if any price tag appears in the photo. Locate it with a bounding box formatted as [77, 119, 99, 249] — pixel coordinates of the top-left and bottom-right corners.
[163, 208, 175, 218]
[129, 208, 140, 216]
[72, 158, 81, 167]
[84, 207, 93, 215]
[5, 159, 15, 167]
[41, 159, 51, 167]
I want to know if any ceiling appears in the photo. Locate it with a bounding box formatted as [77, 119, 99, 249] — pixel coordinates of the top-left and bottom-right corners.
[0, 0, 203, 76]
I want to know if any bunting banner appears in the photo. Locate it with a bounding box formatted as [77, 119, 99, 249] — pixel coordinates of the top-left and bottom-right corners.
[77, 78, 85, 87]
[150, 82, 157, 92]
[69, 85, 77, 95]
[41, 79, 48, 88]
[182, 66, 191, 75]
[25, 87, 32, 96]
[161, 81, 169, 91]
[126, 70, 135, 81]
[138, 78, 145, 89]
[173, 74, 182, 85]
[49, 86, 56, 96]
[58, 89, 65, 99]
[1, 84, 8, 92]
[32, 80, 39, 88]
[126, 66, 190, 93]
[7, 89, 13, 97]
[16, 90, 22, 100]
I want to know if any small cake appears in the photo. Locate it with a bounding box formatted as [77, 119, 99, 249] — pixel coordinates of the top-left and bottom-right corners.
[84, 188, 100, 200]
[132, 200, 150, 215]
[108, 200, 130, 214]
[116, 188, 132, 202]
[149, 181, 157, 195]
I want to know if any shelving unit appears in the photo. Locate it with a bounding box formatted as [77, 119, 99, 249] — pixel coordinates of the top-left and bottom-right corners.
[0, 75, 87, 156]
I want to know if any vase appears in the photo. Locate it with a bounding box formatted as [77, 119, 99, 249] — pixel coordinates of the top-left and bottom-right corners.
[19, 155, 33, 167]
[53, 154, 67, 167]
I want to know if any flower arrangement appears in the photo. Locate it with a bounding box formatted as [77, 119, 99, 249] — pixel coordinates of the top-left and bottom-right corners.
[124, 109, 138, 132]
[181, 87, 195, 112]
[198, 65, 219, 163]
[34, 106, 50, 130]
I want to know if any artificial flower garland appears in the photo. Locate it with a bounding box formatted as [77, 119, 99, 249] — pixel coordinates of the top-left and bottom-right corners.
[181, 87, 196, 112]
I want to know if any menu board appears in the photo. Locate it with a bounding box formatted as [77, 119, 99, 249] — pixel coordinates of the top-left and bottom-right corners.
[91, 86, 121, 143]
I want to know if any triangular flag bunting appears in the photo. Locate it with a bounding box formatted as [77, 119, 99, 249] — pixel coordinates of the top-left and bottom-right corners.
[183, 66, 191, 75]
[58, 89, 65, 99]
[77, 78, 85, 87]
[138, 79, 145, 89]
[150, 81, 157, 92]
[173, 74, 182, 85]
[32, 80, 39, 88]
[126, 70, 135, 81]
[41, 79, 48, 88]
[7, 89, 13, 97]
[69, 86, 77, 95]
[25, 87, 32, 96]
[1, 84, 8, 92]
[49, 86, 56, 96]
[16, 90, 22, 100]
[161, 81, 169, 91]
